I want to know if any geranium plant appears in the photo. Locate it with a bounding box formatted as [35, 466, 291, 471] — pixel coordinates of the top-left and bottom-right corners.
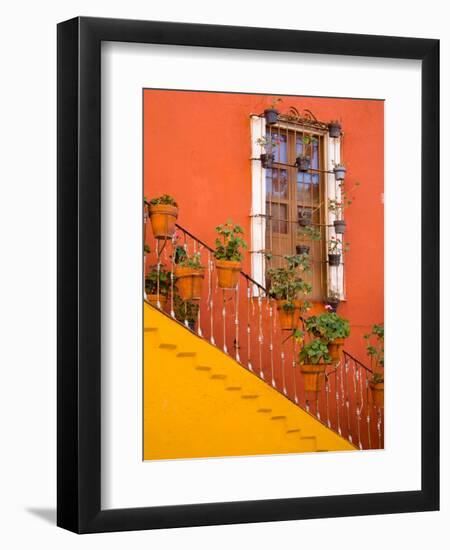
[214, 221, 247, 262]
[298, 339, 331, 365]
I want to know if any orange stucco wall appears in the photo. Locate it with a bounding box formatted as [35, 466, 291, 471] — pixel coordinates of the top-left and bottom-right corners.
[143, 89, 384, 364]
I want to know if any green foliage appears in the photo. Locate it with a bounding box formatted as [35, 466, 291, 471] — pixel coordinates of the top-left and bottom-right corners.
[256, 136, 279, 153]
[328, 235, 350, 254]
[173, 295, 199, 324]
[328, 180, 361, 220]
[176, 251, 203, 269]
[214, 220, 247, 262]
[148, 194, 178, 207]
[299, 339, 331, 365]
[305, 312, 350, 341]
[144, 244, 151, 254]
[370, 372, 384, 384]
[267, 254, 312, 303]
[364, 323, 384, 368]
[298, 225, 322, 241]
[145, 266, 170, 296]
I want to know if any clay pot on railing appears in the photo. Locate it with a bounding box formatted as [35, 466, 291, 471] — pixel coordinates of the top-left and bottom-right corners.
[327, 338, 345, 362]
[328, 122, 341, 138]
[296, 244, 310, 255]
[296, 155, 311, 172]
[215, 260, 242, 289]
[264, 108, 279, 125]
[174, 266, 205, 300]
[369, 381, 384, 408]
[260, 153, 275, 169]
[333, 220, 346, 234]
[328, 253, 341, 266]
[300, 364, 327, 392]
[276, 299, 301, 330]
[148, 204, 178, 239]
[146, 294, 168, 309]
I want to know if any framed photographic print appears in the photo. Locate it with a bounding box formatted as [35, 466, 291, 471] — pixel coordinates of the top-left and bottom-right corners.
[57, 17, 439, 533]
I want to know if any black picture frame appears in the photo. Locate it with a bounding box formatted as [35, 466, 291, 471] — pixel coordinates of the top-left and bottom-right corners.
[57, 16, 439, 533]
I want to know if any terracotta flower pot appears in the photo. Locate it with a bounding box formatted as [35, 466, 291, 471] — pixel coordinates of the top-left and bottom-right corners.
[300, 364, 327, 392]
[146, 294, 167, 309]
[148, 203, 178, 239]
[276, 299, 302, 330]
[175, 266, 204, 300]
[327, 337, 345, 362]
[215, 259, 241, 289]
[369, 382, 384, 408]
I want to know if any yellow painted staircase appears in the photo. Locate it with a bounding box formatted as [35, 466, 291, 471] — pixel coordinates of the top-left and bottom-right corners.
[144, 302, 356, 460]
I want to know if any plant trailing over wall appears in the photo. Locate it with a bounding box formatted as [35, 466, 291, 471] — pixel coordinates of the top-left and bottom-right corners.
[328, 120, 342, 138]
[256, 136, 279, 168]
[147, 195, 179, 239]
[264, 98, 282, 125]
[214, 220, 247, 289]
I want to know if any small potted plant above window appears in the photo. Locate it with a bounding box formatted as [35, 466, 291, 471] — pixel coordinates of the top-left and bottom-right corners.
[333, 163, 346, 181]
[364, 323, 384, 408]
[328, 120, 342, 138]
[264, 98, 282, 125]
[147, 194, 179, 239]
[328, 236, 349, 266]
[305, 311, 350, 362]
[267, 254, 312, 331]
[296, 135, 317, 172]
[256, 136, 279, 169]
[174, 250, 205, 301]
[214, 220, 247, 289]
[145, 266, 170, 308]
[299, 339, 331, 392]
[325, 289, 340, 312]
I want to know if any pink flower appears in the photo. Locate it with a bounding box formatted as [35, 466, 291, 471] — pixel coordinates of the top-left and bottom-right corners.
[325, 304, 333, 311]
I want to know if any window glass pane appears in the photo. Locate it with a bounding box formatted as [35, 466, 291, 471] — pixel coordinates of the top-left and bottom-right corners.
[266, 168, 288, 199]
[297, 171, 319, 203]
[266, 202, 288, 234]
[268, 130, 287, 164]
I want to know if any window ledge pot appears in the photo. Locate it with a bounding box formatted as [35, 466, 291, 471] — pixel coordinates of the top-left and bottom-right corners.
[175, 266, 205, 300]
[327, 337, 345, 362]
[333, 220, 346, 234]
[215, 259, 241, 289]
[369, 382, 384, 408]
[260, 153, 275, 169]
[264, 108, 279, 125]
[296, 156, 311, 172]
[328, 123, 341, 138]
[334, 166, 346, 181]
[328, 253, 341, 266]
[146, 294, 168, 309]
[148, 204, 178, 239]
[300, 364, 327, 392]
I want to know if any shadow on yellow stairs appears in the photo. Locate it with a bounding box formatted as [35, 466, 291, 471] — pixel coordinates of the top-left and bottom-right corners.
[144, 302, 356, 460]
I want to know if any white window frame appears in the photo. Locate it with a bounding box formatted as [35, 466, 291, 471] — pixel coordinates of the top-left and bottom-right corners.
[250, 115, 346, 300]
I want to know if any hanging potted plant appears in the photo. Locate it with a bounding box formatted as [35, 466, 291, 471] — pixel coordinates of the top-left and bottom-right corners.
[364, 323, 384, 408]
[256, 136, 279, 168]
[299, 339, 331, 392]
[267, 254, 312, 331]
[298, 208, 312, 227]
[328, 120, 342, 138]
[263, 98, 282, 125]
[147, 194, 179, 239]
[296, 244, 310, 255]
[325, 289, 340, 312]
[328, 181, 361, 235]
[173, 294, 200, 331]
[296, 135, 316, 172]
[333, 163, 347, 181]
[328, 236, 349, 266]
[174, 251, 205, 301]
[145, 266, 170, 308]
[305, 311, 350, 362]
[213, 220, 247, 289]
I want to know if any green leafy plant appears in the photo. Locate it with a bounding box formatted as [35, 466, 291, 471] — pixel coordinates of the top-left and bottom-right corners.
[145, 266, 170, 296]
[298, 134, 317, 160]
[299, 339, 331, 365]
[256, 136, 279, 154]
[148, 194, 178, 207]
[364, 323, 384, 369]
[176, 251, 203, 269]
[371, 372, 384, 384]
[267, 254, 312, 305]
[298, 225, 322, 241]
[304, 312, 350, 341]
[214, 220, 247, 262]
[328, 236, 350, 254]
[173, 295, 199, 325]
[144, 244, 151, 254]
[328, 181, 361, 220]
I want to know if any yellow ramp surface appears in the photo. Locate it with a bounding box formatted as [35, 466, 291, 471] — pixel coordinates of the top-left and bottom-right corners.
[144, 302, 356, 460]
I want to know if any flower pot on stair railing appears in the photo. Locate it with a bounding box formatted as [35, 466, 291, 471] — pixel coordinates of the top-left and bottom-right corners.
[304, 312, 350, 363]
[213, 220, 247, 290]
[369, 380, 384, 408]
[327, 337, 346, 362]
[333, 219, 346, 234]
[276, 299, 302, 331]
[175, 266, 205, 300]
[328, 253, 341, 266]
[300, 364, 327, 392]
[299, 339, 331, 392]
[147, 195, 178, 239]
